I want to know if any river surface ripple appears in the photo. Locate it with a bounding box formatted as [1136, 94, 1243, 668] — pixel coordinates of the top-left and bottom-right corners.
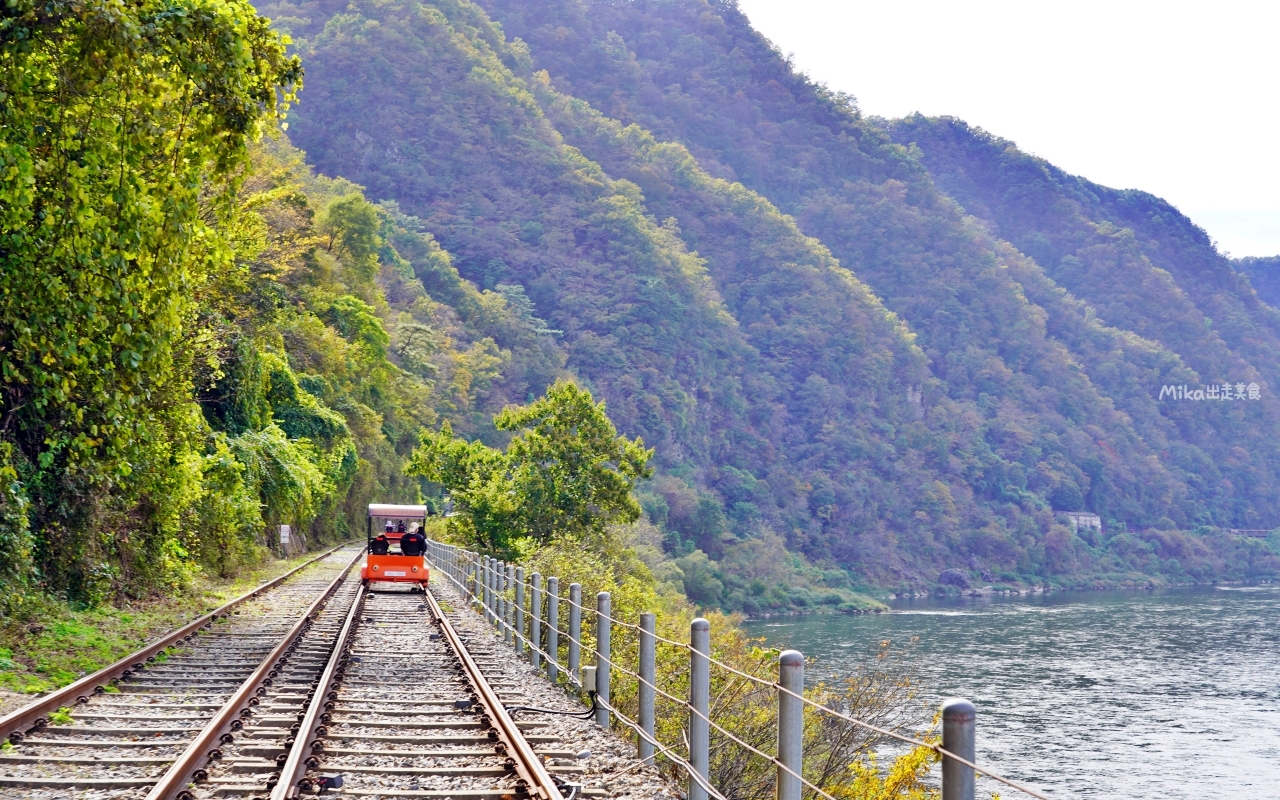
[743, 585, 1280, 799]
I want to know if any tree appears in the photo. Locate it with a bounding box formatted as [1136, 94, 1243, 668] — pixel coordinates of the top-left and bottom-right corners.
[407, 381, 653, 553]
[0, 0, 300, 597]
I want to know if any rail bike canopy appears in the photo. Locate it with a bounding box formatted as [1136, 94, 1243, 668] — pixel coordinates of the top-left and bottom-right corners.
[367, 503, 428, 519]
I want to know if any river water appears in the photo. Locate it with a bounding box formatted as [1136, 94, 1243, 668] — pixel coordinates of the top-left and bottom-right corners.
[743, 585, 1280, 799]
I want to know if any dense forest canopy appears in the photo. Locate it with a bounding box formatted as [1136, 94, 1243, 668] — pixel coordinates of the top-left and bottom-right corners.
[249, 0, 1280, 601]
[3, 0, 1279, 610]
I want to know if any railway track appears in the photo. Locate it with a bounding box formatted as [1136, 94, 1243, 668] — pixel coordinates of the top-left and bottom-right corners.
[197, 581, 594, 799]
[0, 545, 365, 800]
[0, 548, 624, 800]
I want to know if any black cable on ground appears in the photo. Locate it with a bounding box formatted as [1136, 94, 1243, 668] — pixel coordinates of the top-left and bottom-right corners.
[507, 691, 598, 719]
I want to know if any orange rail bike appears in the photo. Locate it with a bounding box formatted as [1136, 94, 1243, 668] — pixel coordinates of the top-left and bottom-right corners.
[362, 503, 431, 590]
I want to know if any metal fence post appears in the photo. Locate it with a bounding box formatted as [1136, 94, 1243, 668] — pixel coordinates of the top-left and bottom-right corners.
[515, 566, 526, 655]
[941, 698, 976, 800]
[777, 650, 804, 800]
[546, 577, 560, 682]
[690, 617, 710, 800]
[505, 563, 516, 646]
[638, 611, 656, 764]
[568, 583, 582, 681]
[530, 573, 543, 669]
[595, 592, 611, 727]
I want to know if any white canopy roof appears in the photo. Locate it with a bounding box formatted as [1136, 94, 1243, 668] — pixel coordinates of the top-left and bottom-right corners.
[367, 503, 428, 519]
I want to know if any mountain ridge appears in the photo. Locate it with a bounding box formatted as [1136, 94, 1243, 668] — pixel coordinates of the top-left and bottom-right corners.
[251, 0, 1280, 601]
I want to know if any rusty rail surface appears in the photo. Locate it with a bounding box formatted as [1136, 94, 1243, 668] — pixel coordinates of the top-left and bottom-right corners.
[269, 582, 367, 798]
[424, 587, 566, 800]
[145, 547, 365, 800]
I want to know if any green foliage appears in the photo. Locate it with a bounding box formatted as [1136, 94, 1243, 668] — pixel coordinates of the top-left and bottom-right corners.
[496, 382, 654, 543]
[838, 748, 939, 800]
[1236, 257, 1280, 307]
[322, 195, 384, 287]
[408, 381, 653, 553]
[0, 0, 551, 598]
[478, 524, 929, 800]
[253, 0, 948, 603]
[189, 136, 540, 566]
[0, 443, 32, 580]
[0, 0, 299, 599]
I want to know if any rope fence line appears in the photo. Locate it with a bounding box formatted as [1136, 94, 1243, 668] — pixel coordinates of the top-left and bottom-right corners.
[597, 696, 733, 800]
[420, 539, 1048, 800]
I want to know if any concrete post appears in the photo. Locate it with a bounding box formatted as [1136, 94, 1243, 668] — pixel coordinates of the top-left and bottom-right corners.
[595, 592, 611, 727]
[490, 560, 497, 620]
[530, 573, 543, 668]
[568, 583, 582, 681]
[777, 650, 804, 800]
[690, 618, 710, 800]
[546, 576, 560, 682]
[488, 557, 497, 623]
[482, 557, 493, 623]
[494, 560, 504, 629]
[515, 566, 526, 655]
[491, 557, 501, 626]
[505, 563, 516, 646]
[941, 698, 976, 800]
[638, 612, 656, 763]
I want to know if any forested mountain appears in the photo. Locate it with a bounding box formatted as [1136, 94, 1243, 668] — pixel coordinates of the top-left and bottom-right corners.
[1236, 257, 1280, 308]
[7, 0, 1277, 610]
[241, 0, 1280, 602]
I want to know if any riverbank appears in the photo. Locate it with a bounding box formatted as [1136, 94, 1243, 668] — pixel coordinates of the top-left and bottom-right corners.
[891, 574, 1279, 600]
[0, 550, 332, 716]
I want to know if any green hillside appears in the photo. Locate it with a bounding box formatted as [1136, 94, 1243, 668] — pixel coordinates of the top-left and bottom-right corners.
[886, 116, 1280, 525]
[1235, 256, 1280, 308]
[248, 0, 1280, 600]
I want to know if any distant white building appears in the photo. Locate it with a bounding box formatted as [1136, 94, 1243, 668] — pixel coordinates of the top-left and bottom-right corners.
[1058, 511, 1102, 536]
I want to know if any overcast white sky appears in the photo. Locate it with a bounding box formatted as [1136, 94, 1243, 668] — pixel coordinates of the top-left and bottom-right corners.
[736, 0, 1280, 257]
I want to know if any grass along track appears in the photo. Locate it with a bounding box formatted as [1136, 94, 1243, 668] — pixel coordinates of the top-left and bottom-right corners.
[0, 545, 365, 800]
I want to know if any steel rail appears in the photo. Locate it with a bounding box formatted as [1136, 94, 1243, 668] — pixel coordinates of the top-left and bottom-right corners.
[270, 582, 368, 799]
[425, 586, 566, 800]
[147, 547, 365, 800]
[0, 542, 353, 745]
